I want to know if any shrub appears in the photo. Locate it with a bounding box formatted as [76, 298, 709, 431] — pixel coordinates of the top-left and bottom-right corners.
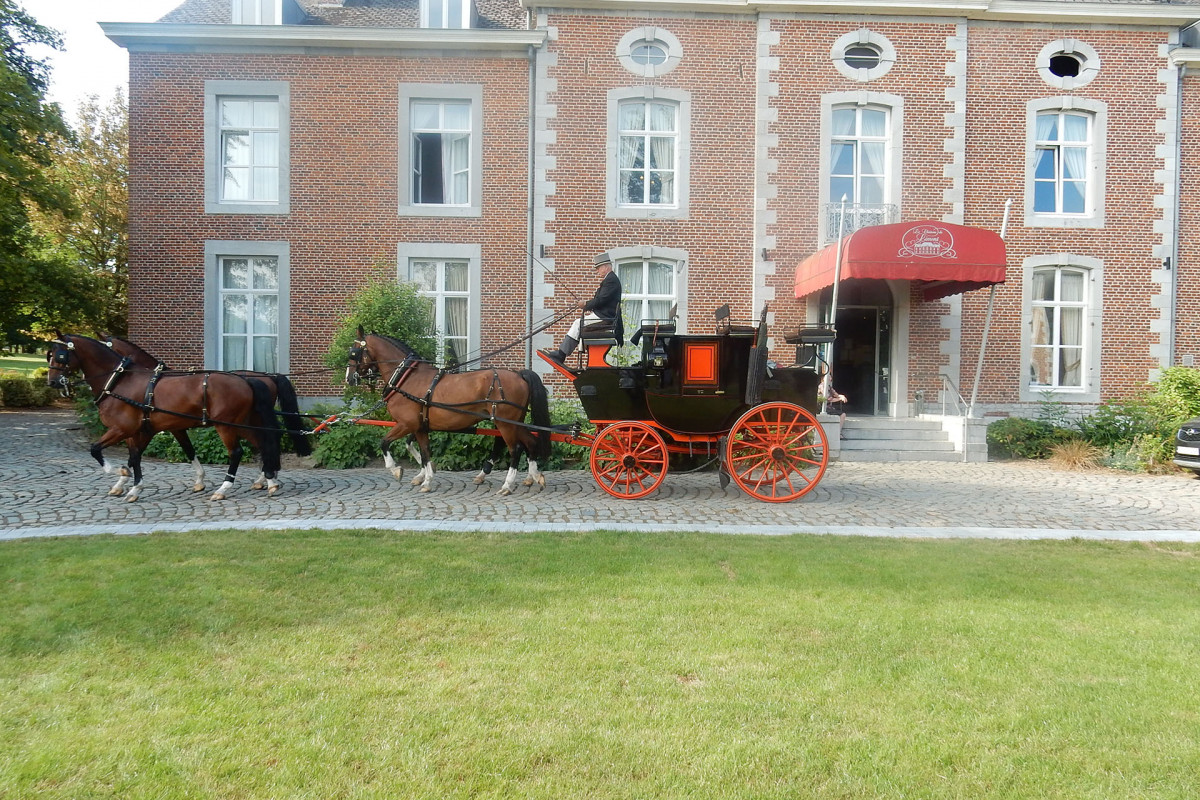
[0, 374, 57, 407]
[1075, 399, 1155, 450]
[1048, 439, 1102, 471]
[323, 273, 437, 376]
[986, 416, 1076, 460]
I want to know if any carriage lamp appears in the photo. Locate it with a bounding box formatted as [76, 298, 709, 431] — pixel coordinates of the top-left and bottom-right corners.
[649, 343, 668, 369]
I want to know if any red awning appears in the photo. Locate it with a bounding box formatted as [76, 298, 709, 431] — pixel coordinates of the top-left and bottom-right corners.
[795, 220, 1006, 302]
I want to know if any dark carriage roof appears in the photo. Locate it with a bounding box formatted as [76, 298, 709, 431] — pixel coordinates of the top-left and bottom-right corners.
[159, 0, 527, 31]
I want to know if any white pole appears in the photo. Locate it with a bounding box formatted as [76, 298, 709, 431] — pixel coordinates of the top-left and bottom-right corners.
[822, 194, 848, 414]
[967, 198, 1012, 419]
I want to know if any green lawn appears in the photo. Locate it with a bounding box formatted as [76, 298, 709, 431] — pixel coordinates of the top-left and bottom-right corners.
[3, 530, 1199, 799]
[0, 352, 45, 375]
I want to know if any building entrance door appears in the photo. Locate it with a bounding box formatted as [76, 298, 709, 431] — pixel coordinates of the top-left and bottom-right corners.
[822, 279, 894, 417]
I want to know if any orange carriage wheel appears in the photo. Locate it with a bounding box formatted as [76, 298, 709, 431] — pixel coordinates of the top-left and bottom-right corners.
[589, 421, 669, 500]
[724, 402, 829, 503]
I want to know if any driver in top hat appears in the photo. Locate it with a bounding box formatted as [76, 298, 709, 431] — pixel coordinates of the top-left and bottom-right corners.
[542, 253, 623, 363]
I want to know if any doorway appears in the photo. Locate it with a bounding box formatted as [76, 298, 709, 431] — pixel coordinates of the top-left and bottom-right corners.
[821, 280, 893, 416]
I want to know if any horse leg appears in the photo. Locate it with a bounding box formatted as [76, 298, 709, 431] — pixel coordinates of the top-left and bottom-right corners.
[497, 434, 526, 496]
[415, 433, 435, 493]
[210, 427, 245, 501]
[90, 429, 130, 496]
[381, 428, 407, 482]
[408, 435, 427, 486]
[123, 434, 151, 503]
[520, 430, 546, 489]
[173, 431, 205, 492]
[474, 436, 507, 485]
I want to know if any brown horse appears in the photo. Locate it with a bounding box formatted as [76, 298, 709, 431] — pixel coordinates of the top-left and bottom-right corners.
[102, 334, 312, 492]
[345, 327, 551, 494]
[47, 333, 282, 501]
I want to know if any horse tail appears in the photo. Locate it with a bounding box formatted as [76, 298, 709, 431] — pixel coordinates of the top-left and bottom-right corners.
[248, 377, 282, 475]
[519, 369, 552, 462]
[272, 373, 312, 456]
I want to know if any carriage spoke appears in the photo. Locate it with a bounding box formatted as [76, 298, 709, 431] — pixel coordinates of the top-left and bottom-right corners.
[724, 402, 829, 503]
[590, 422, 668, 500]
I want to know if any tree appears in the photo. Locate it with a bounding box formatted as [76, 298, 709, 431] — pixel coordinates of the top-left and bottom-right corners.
[31, 92, 129, 335]
[0, 0, 74, 346]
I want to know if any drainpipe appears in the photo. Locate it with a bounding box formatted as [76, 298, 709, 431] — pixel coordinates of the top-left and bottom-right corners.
[967, 198, 1011, 419]
[525, 43, 537, 369]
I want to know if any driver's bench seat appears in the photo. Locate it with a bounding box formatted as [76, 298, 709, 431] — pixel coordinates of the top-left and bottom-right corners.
[579, 319, 620, 368]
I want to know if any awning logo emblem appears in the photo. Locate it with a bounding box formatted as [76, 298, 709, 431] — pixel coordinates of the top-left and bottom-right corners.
[898, 224, 957, 259]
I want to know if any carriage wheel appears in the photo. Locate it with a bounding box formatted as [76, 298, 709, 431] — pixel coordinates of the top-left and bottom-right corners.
[590, 421, 669, 500]
[724, 402, 829, 503]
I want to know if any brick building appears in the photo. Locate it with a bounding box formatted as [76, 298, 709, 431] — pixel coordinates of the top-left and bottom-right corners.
[106, 0, 1200, 446]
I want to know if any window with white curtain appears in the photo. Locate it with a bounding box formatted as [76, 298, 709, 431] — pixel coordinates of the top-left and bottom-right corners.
[218, 97, 280, 204]
[617, 100, 678, 206]
[1029, 266, 1086, 389]
[408, 258, 471, 364]
[614, 257, 677, 361]
[421, 0, 471, 28]
[219, 256, 279, 372]
[411, 100, 471, 206]
[829, 104, 888, 207]
[1033, 111, 1091, 215]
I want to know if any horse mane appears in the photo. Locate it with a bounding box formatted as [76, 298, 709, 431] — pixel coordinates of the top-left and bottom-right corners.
[370, 333, 421, 361]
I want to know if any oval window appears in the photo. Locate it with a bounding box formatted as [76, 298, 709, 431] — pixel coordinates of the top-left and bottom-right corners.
[843, 44, 882, 70]
[1049, 53, 1082, 78]
[632, 42, 668, 66]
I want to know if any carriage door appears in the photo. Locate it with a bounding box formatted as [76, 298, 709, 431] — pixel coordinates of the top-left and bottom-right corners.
[825, 280, 893, 416]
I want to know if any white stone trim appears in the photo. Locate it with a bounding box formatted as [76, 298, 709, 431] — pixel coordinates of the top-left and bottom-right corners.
[616, 26, 683, 78]
[203, 240, 290, 372]
[1019, 254, 1103, 404]
[1036, 38, 1101, 90]
[398, 83, 484, 218]
[395, 242, 483, 360]
[756, 16, 780, 334]
[204, 80, 290, 215]
[1022, 96, 1107, 229]
[605, 85, 692, 220]
[830, 29, 896, 82]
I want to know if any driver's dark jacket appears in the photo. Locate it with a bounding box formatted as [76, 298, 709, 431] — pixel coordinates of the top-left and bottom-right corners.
[583, 271, 623, 344]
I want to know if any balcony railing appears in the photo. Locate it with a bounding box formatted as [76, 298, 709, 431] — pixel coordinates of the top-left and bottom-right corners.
[822, 203, 899, 243]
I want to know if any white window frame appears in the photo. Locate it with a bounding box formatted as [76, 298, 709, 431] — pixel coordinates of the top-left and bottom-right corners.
[399, 85, 483, 218]
[605, 245, 688, 363]
[204, 240, 290, 372]
[232, 0, 282, 24]
[420, 0, 473, 29]
[1020, 254, 1103, 403]
[205, 81, 290, 215]
[1024, 97, 1106, 229]
[606, 87, 690, 220]
[818, 92, 903, 243]
[397, 242, 482, 365]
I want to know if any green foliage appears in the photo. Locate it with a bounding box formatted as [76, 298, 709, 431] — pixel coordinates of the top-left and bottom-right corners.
[0, 372, 55, 406]
[1035, 390, 1073, 429]
[310, 401, 389, 470]
[1146, 366, 1200, 423]
[323, 273, 437, 377]
[1075, 399, 1155, 450]
[986, 416, 1076, 460]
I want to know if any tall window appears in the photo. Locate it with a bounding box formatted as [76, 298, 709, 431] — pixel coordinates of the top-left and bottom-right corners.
[618, 258, 677, 324]
[411, 100, 471, 206]
[1033, 111, 1091, 215]
[829, 105, 887, 207]
[219, 256, 279, 372]
[409, 258, 471, 364]
[219, 97, 280, 204]
[421, 0, 470, 28]
[1030, 267, 1086, 389]
[618, 100, 678, 206]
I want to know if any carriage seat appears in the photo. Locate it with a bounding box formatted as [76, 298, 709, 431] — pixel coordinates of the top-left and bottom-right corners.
[580, 319, 621, 368]
[714, 303, 756, 335]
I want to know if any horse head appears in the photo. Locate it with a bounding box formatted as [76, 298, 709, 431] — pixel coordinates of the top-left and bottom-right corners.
[46, 333, 80, 396]
[345, 325, 377, 386]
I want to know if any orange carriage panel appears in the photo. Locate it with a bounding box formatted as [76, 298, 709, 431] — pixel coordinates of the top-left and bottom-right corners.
[683, 342, 719, 386]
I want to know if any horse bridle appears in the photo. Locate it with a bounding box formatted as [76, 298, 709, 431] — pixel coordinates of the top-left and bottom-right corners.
[47, 338, 77, 397]
[345, 340, 378, 387]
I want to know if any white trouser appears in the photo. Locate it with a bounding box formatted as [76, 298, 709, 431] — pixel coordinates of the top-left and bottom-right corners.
[565, 313, 603, 342]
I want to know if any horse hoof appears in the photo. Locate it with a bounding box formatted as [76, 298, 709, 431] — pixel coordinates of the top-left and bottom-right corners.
[192, 484, 205, 493]
[410, 475, 423, 486]
[119, 467, 130, 477]
[108, 487, 124, 497]
[536, 474, 546, 488]
[125, 493, 139, 503]
[390, 467, 404, 481]
[473, 475, 486, 485]
[268, 485, 279, 496]
[496, 487, 512, 496]
[522, 477, 533, 487]
[210, 492, 226, 501]
[419, 485, 431, 493]
[251, 482, 266, 491]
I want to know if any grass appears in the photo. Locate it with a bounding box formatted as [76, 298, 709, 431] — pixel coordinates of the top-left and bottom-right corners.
[3, 530, 1200, 799]
[0, 352, 45, 376]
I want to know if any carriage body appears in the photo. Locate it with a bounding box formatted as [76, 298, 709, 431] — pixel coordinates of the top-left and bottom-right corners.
[543, 305, 830, 502]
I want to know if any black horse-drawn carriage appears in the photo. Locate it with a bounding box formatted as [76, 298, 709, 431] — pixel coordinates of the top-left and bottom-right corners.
[539, 304, 830, 502]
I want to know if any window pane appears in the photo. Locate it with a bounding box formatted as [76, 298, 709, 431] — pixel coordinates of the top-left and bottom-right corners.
[648, 299, 672, 320]
[222, 258, 249, 290]
[861, 108, 886, 137]
[445, 261, 469, 292]
[619, 172, 643, 204]
[648, 261, 673, 294]
[1059, 307, 1082, 345]
[649, 103, 675, 132]
[832, 107, 856, 136]
[223, 295, 248, 334]
[254, 295, 278, 335]
[1033, 181, 1057, 213]
[1061, 147, 1086, 180]
[859, 176, 884, 204]
[445, 297, 468, 337]
[251, 258, 278, 290]
[1062, 114, 1088, 142]
[632, 43, 667, 65]
[447, 0, 463, 28]
[443, 103, 471, 130]
[1034, 148, 1055, 180]
[829, 176, 854, 203]
[252, 336, 277, 373]
[1059, 346, 1083, 386]
[252, 167, 278, 202]
[1030, 307, 1052, 346]
[252, 131, 279, 166]
[619, 137, 643, 169]
[222, 132, 250, 166]
[860, 141, 885, 175]
[220, 100, 251, 128]
[252, 100, 278, 128]
[411, 102, 440, 129]
[830, 143, 855, 176]
[1035, 113, 1057, 142]
[1031, 270, 1055, 302]
[1062, 181, 1085, 214]
[617, 262, 643, 290]
[647, 137, 673, 169]
[619, 103, 645, 131]
[223, 336, 247, 371]
[1030, 346, 1053, 385]
[650, 171, 672, 204]
[410, 260, 437, 292]
[1060, 271, 1084, 303]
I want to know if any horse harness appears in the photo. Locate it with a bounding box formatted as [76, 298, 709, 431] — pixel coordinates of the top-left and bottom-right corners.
[381, 355, 523, 435]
